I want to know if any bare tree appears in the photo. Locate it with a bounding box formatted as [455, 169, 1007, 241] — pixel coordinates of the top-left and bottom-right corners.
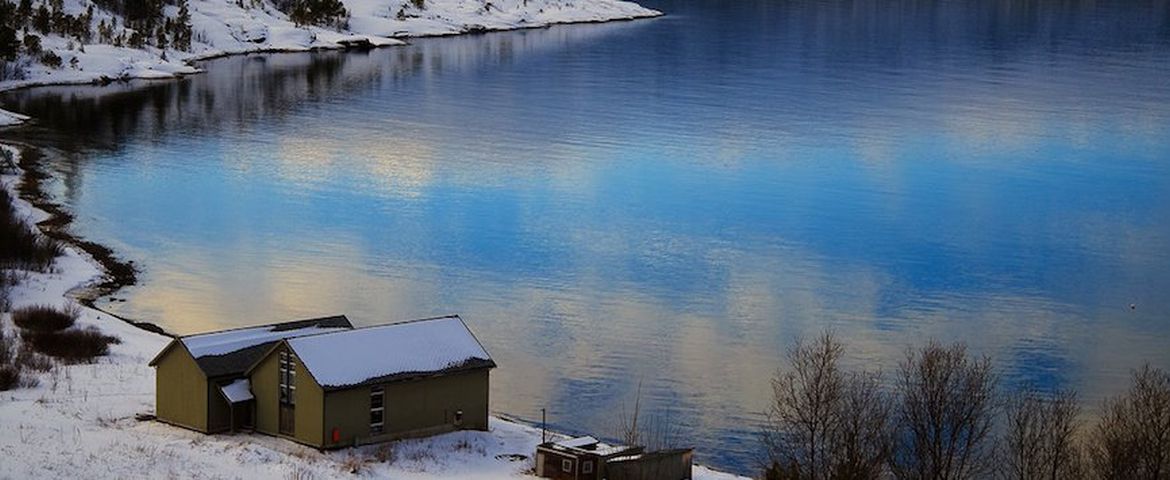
[999, 387, 1083, 480]
[1087, 364, 1170, 480]
[620, 380, 644, 447]
[761, 332, 892, 480]
[761, 332, 846, 480]
[833, 370, 894, 480]
[890, 341, 998, 480]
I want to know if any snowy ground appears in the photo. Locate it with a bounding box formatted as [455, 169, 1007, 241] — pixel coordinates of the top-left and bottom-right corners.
[0, 143, 741, 479]
[0, 0, 662, 112]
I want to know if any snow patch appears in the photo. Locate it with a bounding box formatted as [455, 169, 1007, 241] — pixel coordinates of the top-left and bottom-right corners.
[0, 109, 30, 127]
[0, 0, 660, 93]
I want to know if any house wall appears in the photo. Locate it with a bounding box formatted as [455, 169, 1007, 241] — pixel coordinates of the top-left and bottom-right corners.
[536, 449, 583, 480]
[321, 369, 490, 448]
[251, 349, 280, 435]
[606, 449, 694, 480]
[207, 380, 232, 433]
[249, 344, 324, 447]
[154, 344, 209, 432]
[294, 363, 325, 447]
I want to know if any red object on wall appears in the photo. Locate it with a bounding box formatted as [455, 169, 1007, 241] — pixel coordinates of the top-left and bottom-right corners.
[332, 427, 340, 443]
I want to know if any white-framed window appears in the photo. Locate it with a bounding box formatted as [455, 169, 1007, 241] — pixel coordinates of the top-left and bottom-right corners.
[279, 350, 296, 406]
[582, 460, 593, 474]
[370, 386, 384, 435]
[562, 459, 573, 473]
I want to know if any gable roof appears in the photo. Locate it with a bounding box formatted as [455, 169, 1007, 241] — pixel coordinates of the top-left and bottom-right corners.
[283, 315, 495, 390]
[149, 315, 353, 378]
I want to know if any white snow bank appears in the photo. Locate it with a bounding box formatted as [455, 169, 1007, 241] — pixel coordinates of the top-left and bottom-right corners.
[0, 144, 743, 479]
[289, 315, 492, 388]
[0, 109, 30, 127]
[0, 0, 660, 93]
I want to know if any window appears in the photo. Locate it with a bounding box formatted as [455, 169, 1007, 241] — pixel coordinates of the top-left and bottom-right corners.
[562, 459, 573, 473]
[582, 460, 593, 474]
[279, 351, 296, 406]
[370, 386, 384, 435]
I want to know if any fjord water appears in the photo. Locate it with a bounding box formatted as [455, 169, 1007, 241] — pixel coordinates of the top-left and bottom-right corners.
[4, 0, 1170, 471]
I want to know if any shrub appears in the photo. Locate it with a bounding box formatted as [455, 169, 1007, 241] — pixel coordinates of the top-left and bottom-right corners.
[12, 304, 78, 333]
[1087, 364, 1170, 479]
[0, 365, 21, 391]
[0, 326, 14, 363]
[0, 188, 64, 270]
[15, 344, 53, 372]
[23, 33, 41, 55]
[40, 50, 62, 68]
[0, 271, 12, 311]
[24, 326, 119, 363]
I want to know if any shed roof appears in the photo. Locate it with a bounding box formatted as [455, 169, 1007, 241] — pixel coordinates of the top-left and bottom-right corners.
[285, 315, 495, 390]
[539, 436, 642, 458]
[557, 436, 600, 448]
[149, 315, 353, 378]
[219, 379, 254, 404]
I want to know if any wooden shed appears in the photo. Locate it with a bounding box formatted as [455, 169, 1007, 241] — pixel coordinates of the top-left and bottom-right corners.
[245, 315, 496, 448]
[536, 436, 644, 480]
[149, 315, 353, 433]
[606, 448, 694, 480]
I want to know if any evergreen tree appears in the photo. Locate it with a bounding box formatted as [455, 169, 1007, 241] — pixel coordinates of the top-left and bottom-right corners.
[172, 0, 192, 50]
[33, 3, 51, 34]
[0, 24, 17, 62]
[16, 0, 32, 29]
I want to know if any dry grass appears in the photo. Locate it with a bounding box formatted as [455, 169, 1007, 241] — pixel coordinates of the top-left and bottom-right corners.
[12, 304, 78, 333]
[286, 465, 315, 480]
[0, 188, 63, 271]
[24, 326, 120, 363]
[15, 344, 53, 372]
[373, 443, 397, 464]
[339, 453, 370, 474]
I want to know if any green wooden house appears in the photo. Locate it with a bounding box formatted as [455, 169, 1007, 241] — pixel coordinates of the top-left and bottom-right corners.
[149, 315, 354, 433]
[244, 315, 496, 448]
[151, 315, 495, 448]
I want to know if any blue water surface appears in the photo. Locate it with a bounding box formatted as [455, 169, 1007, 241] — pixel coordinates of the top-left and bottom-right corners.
[4, 0, 1170, 472]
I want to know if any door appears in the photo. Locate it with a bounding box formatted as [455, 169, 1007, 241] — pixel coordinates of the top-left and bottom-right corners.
[279, 404, 295, 435]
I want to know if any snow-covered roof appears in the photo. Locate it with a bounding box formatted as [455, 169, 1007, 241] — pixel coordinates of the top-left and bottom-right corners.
[183, 321, 349, 359]
[219, 379, 254, 403]
[541, 435, 642, 457]
[150, 315, 353, 378]
[557, 436, 600, 448]
[286, 315, 495, 390]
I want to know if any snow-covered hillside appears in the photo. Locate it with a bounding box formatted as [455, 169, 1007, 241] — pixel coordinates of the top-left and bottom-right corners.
[0, 0, 659, 99]
[0, 145, 741, 478]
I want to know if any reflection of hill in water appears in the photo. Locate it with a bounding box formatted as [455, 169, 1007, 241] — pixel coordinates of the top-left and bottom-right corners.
[0, 20, 651, 151]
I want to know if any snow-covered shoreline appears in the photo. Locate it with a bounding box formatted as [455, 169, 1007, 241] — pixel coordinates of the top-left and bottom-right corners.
[0, 0, 662, 122]
[0, 143, 742, 478]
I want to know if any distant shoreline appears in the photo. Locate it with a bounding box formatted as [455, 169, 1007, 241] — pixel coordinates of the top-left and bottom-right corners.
[2, 142, 169, 336]
[0, 10, 662, 99]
